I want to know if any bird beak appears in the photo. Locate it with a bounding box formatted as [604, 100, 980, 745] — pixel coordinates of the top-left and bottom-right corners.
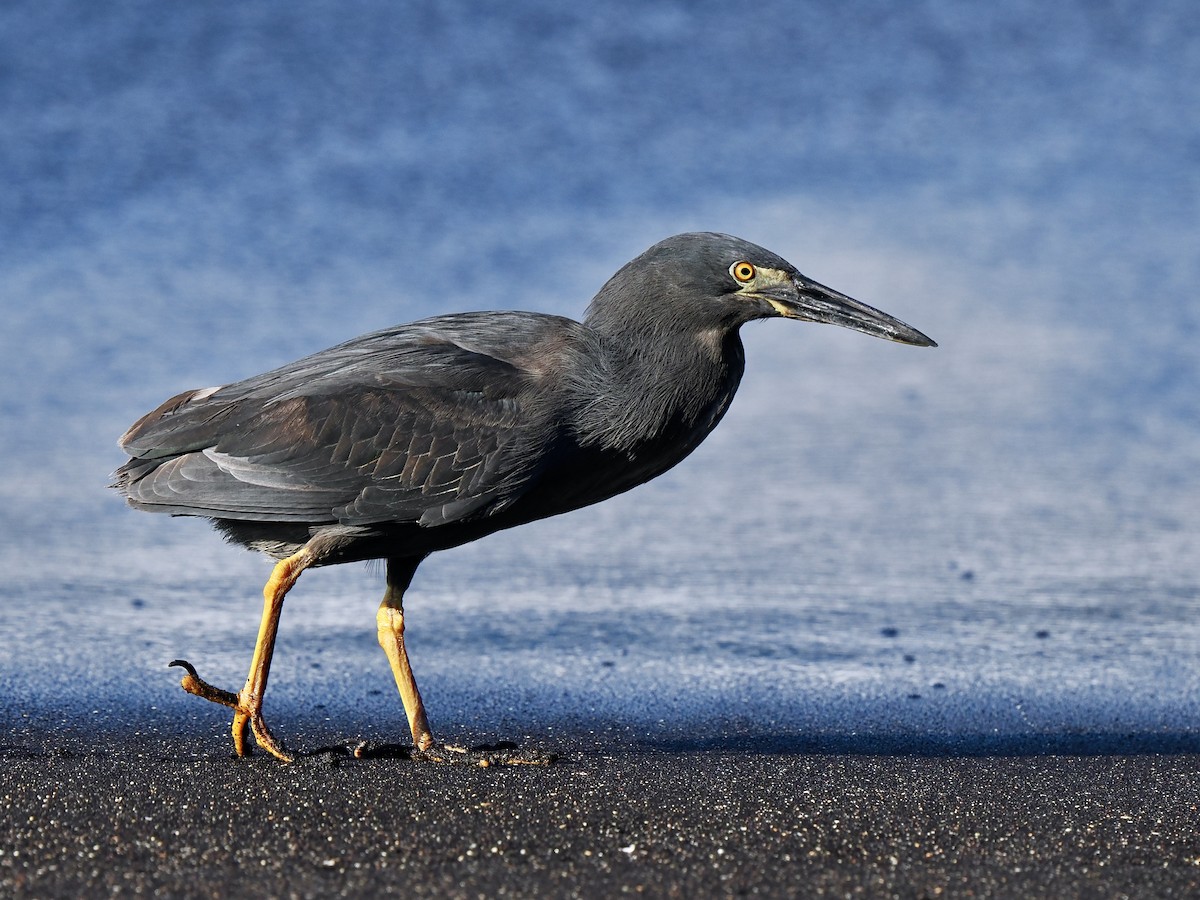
[765, 276, 937, 347]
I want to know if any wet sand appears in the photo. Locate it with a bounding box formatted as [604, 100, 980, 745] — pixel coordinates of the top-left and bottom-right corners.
[3, 729, 1198, 898]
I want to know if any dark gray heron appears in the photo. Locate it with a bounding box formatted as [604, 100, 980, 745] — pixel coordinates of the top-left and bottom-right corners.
[114, 232, 936, 761]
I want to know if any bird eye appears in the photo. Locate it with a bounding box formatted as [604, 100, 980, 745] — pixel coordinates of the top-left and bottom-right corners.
[731, 261, 756, 283]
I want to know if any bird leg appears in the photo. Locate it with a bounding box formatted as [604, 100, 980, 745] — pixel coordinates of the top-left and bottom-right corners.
[377, 557, 435, 751]
[173, 548, 312, 762]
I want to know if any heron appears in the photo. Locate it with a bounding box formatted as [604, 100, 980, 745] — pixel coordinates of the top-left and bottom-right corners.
[114, 232, 936, 761]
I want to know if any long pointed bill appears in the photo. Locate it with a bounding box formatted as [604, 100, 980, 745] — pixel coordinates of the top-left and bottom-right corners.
[769, 276, 937, 347]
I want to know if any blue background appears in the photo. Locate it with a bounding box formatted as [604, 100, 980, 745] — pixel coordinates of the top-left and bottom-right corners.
[1, 0, 1197, 752]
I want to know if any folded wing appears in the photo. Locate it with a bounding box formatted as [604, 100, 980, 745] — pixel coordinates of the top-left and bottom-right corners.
[115, 313, 572, 528]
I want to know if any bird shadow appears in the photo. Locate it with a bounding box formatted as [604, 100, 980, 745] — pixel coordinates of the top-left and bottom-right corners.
[296, 739, 557, 767]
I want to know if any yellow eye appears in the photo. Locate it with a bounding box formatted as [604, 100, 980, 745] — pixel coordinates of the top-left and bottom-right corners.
[731, 261, 756, 283]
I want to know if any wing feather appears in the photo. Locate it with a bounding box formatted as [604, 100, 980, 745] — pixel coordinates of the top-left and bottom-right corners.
[115, 312, 580, 527]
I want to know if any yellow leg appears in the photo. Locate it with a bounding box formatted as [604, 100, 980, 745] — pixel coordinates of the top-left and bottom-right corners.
[173, 548, 312, 762]
[376, 557, 435, 751]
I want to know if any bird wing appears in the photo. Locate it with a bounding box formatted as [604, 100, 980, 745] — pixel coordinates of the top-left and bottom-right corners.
[116, 313, 573, 527]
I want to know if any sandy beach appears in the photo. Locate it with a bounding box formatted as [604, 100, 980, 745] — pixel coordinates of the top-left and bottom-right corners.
[4, 726, 1199, 898]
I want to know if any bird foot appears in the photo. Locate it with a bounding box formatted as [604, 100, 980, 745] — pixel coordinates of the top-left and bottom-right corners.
[352, 739, 556, 767]
[169, 659, 293, 763]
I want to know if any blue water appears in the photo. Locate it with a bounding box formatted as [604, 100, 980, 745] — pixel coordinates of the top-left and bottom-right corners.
[1, 0, 1197, 754]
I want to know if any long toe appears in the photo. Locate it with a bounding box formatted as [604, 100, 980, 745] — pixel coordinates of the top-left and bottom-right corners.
[248, 712, 293, 763]
[231, 710, 250, 757]
[231, 706, 292, 761]
[411, 742, 557, 767]
[171, 659, 240, 708]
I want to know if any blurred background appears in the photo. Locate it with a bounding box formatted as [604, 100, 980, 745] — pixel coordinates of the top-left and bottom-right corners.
[1, 0, 1197, 753]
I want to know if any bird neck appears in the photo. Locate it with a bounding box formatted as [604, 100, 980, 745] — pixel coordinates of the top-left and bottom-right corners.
[572, 320, 747, 456]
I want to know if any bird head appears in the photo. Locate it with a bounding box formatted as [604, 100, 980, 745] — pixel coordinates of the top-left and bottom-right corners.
[586, 232, 936, 348]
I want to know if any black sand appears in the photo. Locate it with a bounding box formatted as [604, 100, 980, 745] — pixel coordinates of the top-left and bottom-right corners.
[3, 732, 1199, 898]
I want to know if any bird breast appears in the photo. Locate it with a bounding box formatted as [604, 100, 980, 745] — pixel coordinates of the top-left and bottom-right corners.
[566, 329, 745, 482]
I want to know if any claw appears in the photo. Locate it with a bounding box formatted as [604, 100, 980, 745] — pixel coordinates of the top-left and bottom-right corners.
[169, 659, 239, 708]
